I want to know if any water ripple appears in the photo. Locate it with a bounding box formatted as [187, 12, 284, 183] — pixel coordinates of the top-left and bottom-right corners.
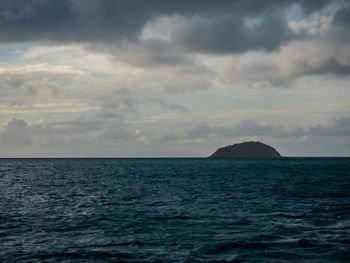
[0, 158, 349, 262]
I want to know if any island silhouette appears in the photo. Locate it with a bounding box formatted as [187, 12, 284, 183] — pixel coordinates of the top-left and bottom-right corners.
[209, 141, 281, 158]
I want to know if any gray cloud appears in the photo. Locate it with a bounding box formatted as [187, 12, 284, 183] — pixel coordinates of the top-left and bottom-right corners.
[1, 118, 31, 144]
[0, 0, 335, 52]
[161, 103, 190, 113]
[285, 4, 350, 76]
[187, 118, 350, 139]
[158, 132, 179, 143]
[333, 4, 350, 30]
[1, 1, 350, 158]
[175, 12, 294, 54]
[309, 118, 350, 137]
[2, 0, 349, 81]
[0, 65, 99, 114]
[0, 115, 138, 150]
[187, 120, 280, 139]
[37, 118, 103, 135]
[2, 117, 349, 157]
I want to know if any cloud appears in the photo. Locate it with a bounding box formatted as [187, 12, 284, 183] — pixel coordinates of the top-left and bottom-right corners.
[1, 118, 31, 144]
[214, 9, 350, 88]
[0, 0, 335, 52]
[332, 4, 350, 41]
[187, 118, 350, 139]
[161, 103, 190, 113]
[187, 120, 280, 139]
[309, 118, 350, 136]
[143, 113, 186, 123]
[174, 12, 294, 54]
[0, 116, 141, 152]
[93, 40, 195, 68]
[0, 102, 98, 114]
[275, 6, 350, 77]
[216, 53, 288, 88]
[0, 117, 103, 145]
[1, 0, 348, 81]
[0, 55, 211, 118]
[0, 1, 349, 157]
[0, 64, 98, 112]
[158, 132, 179, 143]
[2, 117, 349, 157]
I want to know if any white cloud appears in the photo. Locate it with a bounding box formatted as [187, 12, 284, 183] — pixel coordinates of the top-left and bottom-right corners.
[289, 15, 332, 35]
[0, 101, 98, 114]
[0, 63, 86, 75]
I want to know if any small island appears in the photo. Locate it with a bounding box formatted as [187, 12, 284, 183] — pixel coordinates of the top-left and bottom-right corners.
[209, 141, 281, 158]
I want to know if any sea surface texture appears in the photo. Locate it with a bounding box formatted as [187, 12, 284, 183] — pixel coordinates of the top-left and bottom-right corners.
[0, 158, 349, 262]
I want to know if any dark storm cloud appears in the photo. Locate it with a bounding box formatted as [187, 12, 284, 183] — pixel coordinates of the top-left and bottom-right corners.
[307, 60, 350, 76]
[333, 4, 350, 27]
[298, 0, 332, 14]
[0, 0, 334, 52]
[0, 0, 75, 42]
[175, 12, 294, 54]
[331, 4, 350, 43]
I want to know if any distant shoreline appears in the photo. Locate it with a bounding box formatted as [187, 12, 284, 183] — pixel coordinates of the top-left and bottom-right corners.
[0, 157, 349, 159]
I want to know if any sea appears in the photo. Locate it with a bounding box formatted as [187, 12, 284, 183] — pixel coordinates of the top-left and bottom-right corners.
[0, 158, 349, 262]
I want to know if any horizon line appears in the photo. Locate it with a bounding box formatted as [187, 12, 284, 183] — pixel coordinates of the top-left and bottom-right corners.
[0, 156, 349, 159]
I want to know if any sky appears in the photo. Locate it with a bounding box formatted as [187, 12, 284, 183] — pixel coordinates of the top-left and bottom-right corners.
[0, 0, 350, 157]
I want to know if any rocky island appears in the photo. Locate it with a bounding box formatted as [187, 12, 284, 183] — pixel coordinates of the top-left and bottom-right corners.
[209, 141, 281, 158]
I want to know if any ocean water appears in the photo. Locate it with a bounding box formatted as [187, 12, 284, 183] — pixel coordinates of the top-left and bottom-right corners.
[0, 158, 349, 262]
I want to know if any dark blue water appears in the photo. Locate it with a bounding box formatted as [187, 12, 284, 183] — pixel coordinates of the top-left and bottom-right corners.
[0, 158, 349, 262]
